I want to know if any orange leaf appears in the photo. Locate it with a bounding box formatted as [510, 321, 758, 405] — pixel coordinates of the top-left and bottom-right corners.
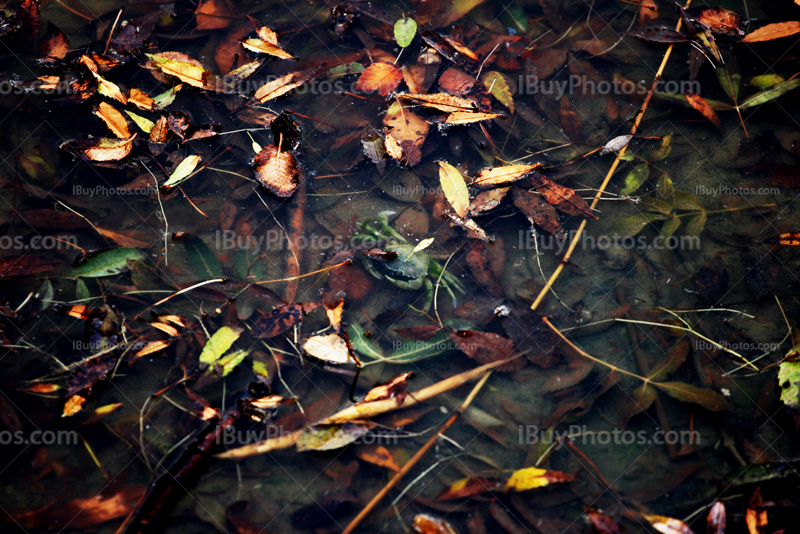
[355, 445, 401, 471]
[80, 55, 127, 104]
[471, 163, 542, 187]
[253, 145, 301, 197]
[742, 21, 800, 42]
[685, 91, 721, 127]
[94, 102, 131, 139]
[356, 62, 403, 97]
[397, 91, 476, 112]
[38, 24, 69, 59]
[135, 340, 170, 357]
[254, 72, 302, 102]
[241, 38, 295, 59]
[195, 0, 234, 31]
[20, 383, 60, 393]
[147, 52, 216, 89]
[128, 88, 155, 110]
[150, 322, 179, 336]
[62, 394, 86, 417]
[60, 135, 136, 162]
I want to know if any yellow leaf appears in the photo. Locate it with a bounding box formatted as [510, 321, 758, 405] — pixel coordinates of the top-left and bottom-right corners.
[438, 161, 469, 218]
[444, 111, 501, 124]
[481, 71, 515, 113]
[62, 394, 86, 417]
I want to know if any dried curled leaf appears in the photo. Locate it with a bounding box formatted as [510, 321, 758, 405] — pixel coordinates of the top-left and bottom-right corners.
[94, 102, 131, 139]
[356, 62, 403, 97]
[253, 145, 301, 197]
[397, 92, 476, 112]
[60, 135, 136, 162]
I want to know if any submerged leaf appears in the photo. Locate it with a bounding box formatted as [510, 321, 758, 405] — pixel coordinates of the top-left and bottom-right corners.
[253, 145, 301, 197]
[738, 78, 800, 109]
[685, 91, 721, 127]
[481, 71, 514, 113]
[741, 21, 800, 42]
[356, 62, 403, 96]
[620, 164, 649, 195]
[654, 381, 727, 411]
[438, 161, 469, 217]
[66, 247, 143, 278]
[199, 326, 242, 365]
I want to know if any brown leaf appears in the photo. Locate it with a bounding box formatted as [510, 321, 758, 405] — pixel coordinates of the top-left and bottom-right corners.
[252, 145, 301, 197]
[45, 486, 146, 528]
[95, 227, 153, 248]
[471, 163, 542, 188]
[465, 241, 504, 297]
[654, 381, 728, 411]
[706, 502, 726, 534]
[321, 289, 345, 332]
[645, 515, 698, 534]
[690, 7, 744, 35]
[355, 445, 401, 471]
[444, 111, 501, 124]
[38, 23, 69, 59]
[147, 51, 216, 89]
[60, 135, 136, 162]
[254, 72, 302, 102]
[94, 102, 131, 139]
[586, 509, 623, 534]
[195, 0, 234, 30]
[436, 477, 500, 500]
[80, 55, 127, 104]
[741, 21, 800, 42]
[0, 255, 59, 278]
[128, 88, 155, 110]
[442, 37, 479, 61]
[438, 67, 477, 96]
[383, 102, 429, 165]
[397, 92, 477, 112]
[531, 174, 596, 218]
[252, 302, 320, 338]
[450, 330, 522, 371]
[412, 514, 461, 534]
[685, 91, 721, 127]
[356, 62, 403, 96]
[513, 188, 566, 239]
[150, 116, 168, 143]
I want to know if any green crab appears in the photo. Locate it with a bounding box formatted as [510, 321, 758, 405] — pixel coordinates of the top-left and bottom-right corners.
[353, 215, 465, 311]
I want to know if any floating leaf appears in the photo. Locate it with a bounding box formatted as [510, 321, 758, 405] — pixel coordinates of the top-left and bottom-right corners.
[162, 154, 202, 190]
[504, 467, 576, 492]
[471, 163, 542, 188]
[394, 18, 417, 47]
[438, 161, 469, 217]
[128, 88, 155, 110]
[60, 135, 136, 162]
[124, 110, 155, 133]
[741, 21, 800, 43]
[254, 72, 302, 102]
[356, 62, 403, 96]
[62, 394, 86, 417]
[208, 348, 249, 377]
[252, 145, 300, 197]
[654, 381, 727, 411]
[620, 164, 649, 195]
[182, 234, 222, 278]
[355, 446, 401, 471]
[147, 52, 216, 89]
[685, 91, 721, 127]
[445, 111, 501, 124]
[481, 71, 514, 113]
[135, 340, 170, 357]
[94, 102, 130, 139]
[645, 515, 698, 534]
[439, 67, 477, 96]
[397, 92, 476, 112]
[303, 333, 353, 364]
[80, 55, 127, 104]
[383, 102, 429, 166]
[600, 134, 633, 155]
[66, 247, 143, 278]
[153, 84, 183, 108]
[778, 357, 800, 409]
[738, 78, 800, 109]
[241, 38, 295, 59]
[199, 326, 242, 365]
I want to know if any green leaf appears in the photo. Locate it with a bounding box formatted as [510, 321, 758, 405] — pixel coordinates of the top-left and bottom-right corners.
[65, 247, 143, 278]
[296, 422, 373, 451]
[438, 161, 470, 218]
[199, 326, 242, 365]
[349, 323, 385, 360]
[673, 191, 704, 212]
[620, 164, 649, 195]
[394, 18, 417, 48]
[612, 213, 668, 238]
[182, 234, 222, 278]
[685, 213, 707, 237]
[499, 3, 528, 33]
[217, 349, 249, 376]
[656, 173, 674, 203]
[162, 154, 202, 190]
[629, 383, 657, 416]
[654, 381, 727, 411]
[481, 71, 515, 113]
[124, 110, 155, 133]
[716, 65, 740, 102]
[660, 215, 681, 239]
[35, 279, 54, 312]
[153, 84, 182, 108]
[647, 133, 672, 161]
[657, 92, 730, 111]
[641, 197, 675, 215]
[778, 358, 800, 409]
[252, 359, 269, 380]
[739, 78, 800, 109]
[75, 278, 90, 301]
[749, 74, 784, 91]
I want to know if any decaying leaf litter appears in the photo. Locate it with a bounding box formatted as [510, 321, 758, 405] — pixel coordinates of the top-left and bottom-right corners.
[2, 0, 800, 532]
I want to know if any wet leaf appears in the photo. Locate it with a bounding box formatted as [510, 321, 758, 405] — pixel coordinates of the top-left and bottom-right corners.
[612, 213, 668, 237]
[397, 92, 476, 112]
[436, 477, 500, 500]
[471, 163, 542, 188]
[149, 116, 169, 142]
[199, 326, 242, 366]
[45, 486, 146, 528]
[303, 333, 353, 364]
[0, 255, 59, 278]
[645, 515, 698, 534]
[356, 62, 403, 96]
[62, 394, 86, 417]
[741, 21, 800, 42]
[254, 72, 303, 102]
[162, 154, 202, 190]
[630, 27, 692, 43]
[125, 110, 155, 133]
[504, 467, 576, 492]
[322, 289, 345, 332]
[355, 445, 401, 471]
[60, 135, 136, 162]
[706, 502, 726, 534]
[362, 372, 413, 403]
[412, 514, 460, 534]
[778, 357, 800, 409]
[621, 163, 649, 195]
[195, 0, 234, 30]
[38, 23, 68, 58]
[66, 247, 143, 278]
[717, 66, 741, 102]
[690, 7, 744, 35]
[438, 67, 477, 96]
[685, 213, 706, 237]
[241, 38, 295, 59]
[394, 17, 417, 47]
[673, 191, 704, 212]
[660, 215, 681, 239]
[438, 161, 469, 217]
[738, 78, 800, 109]
[252, 145, 301, 197]
[600, 134, 634, 155]
[252, 302, 320, 338]
[450, 330, 522, 371]
[153, 84, 183, 108]
[147, 52, 217, 90]
[135, 340, 170, 357]
[685, 91, 721, 127]
[296, 421, 372, 451]
[647, 338, 690, 381]
[532, 174, 595, 217]
[444, 111, 501, 124]
[94, 102, 130, 139]
[383, 102, 429, 165]
[481, 71, 514, 113]
[207, 349, 249, 377]
[654, 382, 727, 411]
[513, 189, 565, 239]
[182, 234, 222, 278]
[749, 74, 784, 90]
[643, 197, 675, 216]
[80, 55, 127, 104]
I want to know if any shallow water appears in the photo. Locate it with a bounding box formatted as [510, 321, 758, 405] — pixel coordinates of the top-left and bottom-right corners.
[1, 0, 800, 533]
